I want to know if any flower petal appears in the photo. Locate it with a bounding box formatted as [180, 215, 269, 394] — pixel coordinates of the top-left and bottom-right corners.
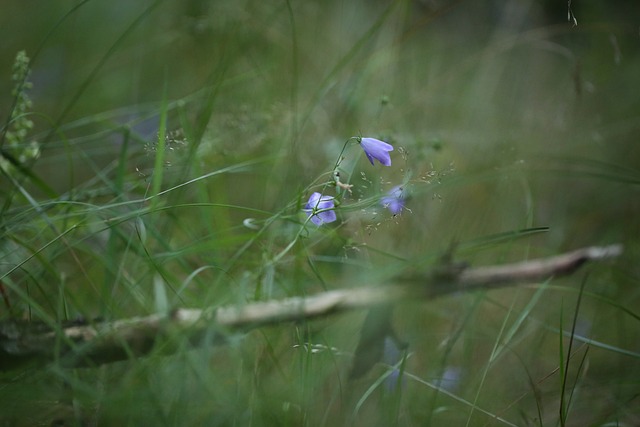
[303, 192, 337, 225]
[305, 192, 322, 209]
[381, 185, 405, 215]
[317, 209, 337, 224]
[360, 137, 393, 166]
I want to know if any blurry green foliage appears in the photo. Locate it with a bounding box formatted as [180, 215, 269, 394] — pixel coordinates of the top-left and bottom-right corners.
[0, 0, 639, 425]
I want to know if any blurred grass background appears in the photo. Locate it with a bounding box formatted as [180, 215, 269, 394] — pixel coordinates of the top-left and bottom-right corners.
[1, 0, 639, 425]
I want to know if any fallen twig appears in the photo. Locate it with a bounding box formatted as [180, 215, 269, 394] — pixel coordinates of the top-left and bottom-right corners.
[0, 244, 622, 369]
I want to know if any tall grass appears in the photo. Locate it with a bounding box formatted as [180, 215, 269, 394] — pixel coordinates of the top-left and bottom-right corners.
[1, 1, 639, 425]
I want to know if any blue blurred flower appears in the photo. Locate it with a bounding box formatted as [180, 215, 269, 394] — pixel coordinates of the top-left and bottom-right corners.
[304, 192, 337, 226]
[359, 137, 393, 166]
[381, 185, 405, 215]
[383, 337, 405, 392]
[436, 366, 463, 393]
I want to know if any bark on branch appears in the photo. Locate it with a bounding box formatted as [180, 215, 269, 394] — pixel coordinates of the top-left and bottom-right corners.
[0, 244, 622, 370]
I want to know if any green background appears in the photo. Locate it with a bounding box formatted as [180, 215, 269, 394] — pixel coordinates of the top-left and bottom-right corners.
[1, 1, 638, 425]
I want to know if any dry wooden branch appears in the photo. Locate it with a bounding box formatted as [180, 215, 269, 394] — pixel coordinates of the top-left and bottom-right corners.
[0, 244, 622, 370]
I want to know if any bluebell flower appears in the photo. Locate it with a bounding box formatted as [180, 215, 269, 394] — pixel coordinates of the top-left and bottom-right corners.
[383, 337, 405, 392]
[436, 366, 463, 393]
[381, 185, 405, 215]
[359, 137, 393, 166]
[304, 192, 337, 226]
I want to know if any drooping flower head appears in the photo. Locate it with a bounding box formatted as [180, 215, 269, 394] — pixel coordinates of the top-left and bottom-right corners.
[358, 137, 393, 166]
[381, 185, 405, 215]
[303, 192, 337, 226]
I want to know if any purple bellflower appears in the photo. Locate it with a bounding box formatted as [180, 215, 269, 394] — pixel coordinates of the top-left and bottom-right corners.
[359, 137, 393, 166]
[381, 185, 405, 215]
[304, 192, 337, 226]
[383, 337, 405, 392]
[436, 366, 463, 393]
